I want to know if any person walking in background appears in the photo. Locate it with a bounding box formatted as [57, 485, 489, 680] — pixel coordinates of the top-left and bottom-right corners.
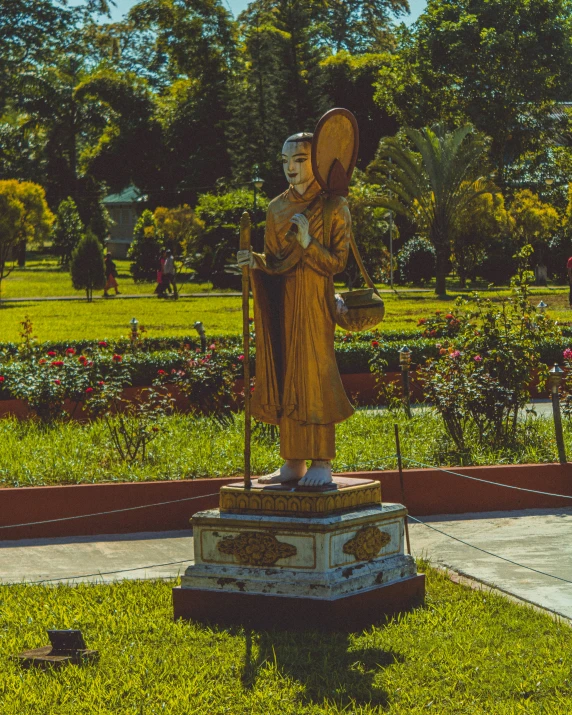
[103, 252, 120, 297]
[155, 250, 166, 297]
[163, 249, 178, 298]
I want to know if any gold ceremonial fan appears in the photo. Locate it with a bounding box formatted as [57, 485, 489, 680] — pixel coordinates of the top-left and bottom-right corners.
[311, 108, 359, 197]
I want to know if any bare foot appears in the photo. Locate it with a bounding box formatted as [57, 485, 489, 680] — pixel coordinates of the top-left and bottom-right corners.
[298, 460, 333, 487]
[257, 459, 307, 484]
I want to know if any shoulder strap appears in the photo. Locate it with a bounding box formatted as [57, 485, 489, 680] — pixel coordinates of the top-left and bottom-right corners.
[323, 196, 381, 297]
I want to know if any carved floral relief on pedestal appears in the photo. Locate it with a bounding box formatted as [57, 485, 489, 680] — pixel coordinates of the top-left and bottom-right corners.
[217, 531, 297, 567]
[343, 526, 391, 561]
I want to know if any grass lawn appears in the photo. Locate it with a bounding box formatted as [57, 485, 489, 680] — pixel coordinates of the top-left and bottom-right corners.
[1, 567, 571, 713]
[1, 283, 572, 342]
[0, 257, 213, 299]
[0, 410, 563, 488]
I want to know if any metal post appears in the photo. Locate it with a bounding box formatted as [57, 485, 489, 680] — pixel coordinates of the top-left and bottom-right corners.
[394, 424, 411, 555]
[549, 364, 567, 465]
[240, 212, 252, 489]
[389, 211, 394, 289]
[399, 346, 412, 418]
[388, 157, 393, 289]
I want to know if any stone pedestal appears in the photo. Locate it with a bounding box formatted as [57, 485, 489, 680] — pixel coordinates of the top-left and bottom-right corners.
[173, 477, 424, 631]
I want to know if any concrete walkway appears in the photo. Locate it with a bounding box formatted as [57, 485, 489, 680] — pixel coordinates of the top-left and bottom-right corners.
[1, 509, 571, 621]
[409, 508, 572, 619]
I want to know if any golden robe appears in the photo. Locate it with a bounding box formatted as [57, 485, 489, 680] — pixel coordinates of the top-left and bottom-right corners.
[251, 179, 354, 460]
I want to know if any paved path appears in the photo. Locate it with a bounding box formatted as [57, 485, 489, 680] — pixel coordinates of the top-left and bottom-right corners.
[2, 509, 571, 620]
[0, 530, 194, 585]
[409, 508, 572, 619]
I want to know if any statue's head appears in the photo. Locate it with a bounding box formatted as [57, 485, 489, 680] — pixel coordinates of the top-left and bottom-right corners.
[282, 133, 314, 194]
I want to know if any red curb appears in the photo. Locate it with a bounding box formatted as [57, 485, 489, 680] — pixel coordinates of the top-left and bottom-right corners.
[1, 463, 571, 541]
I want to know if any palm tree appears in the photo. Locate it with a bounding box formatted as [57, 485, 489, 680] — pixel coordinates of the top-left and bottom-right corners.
[370, 124, 494, 295]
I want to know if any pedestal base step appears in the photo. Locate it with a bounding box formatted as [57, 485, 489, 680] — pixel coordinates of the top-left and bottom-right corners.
[173, 574, 425, 632]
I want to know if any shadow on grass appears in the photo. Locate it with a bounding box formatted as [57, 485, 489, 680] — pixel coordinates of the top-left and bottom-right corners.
[240, 629, 403, 708]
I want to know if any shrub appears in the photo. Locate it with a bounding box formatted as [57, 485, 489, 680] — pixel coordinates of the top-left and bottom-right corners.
[128, 210, 163, 282]
[474, 237, 517, 284]
[397, 236, 435, 284]
[421, 279, 560, 455]
[183, 189, 268, 288]
[70, 230, 106, 302]
[52, 197, 85, 266]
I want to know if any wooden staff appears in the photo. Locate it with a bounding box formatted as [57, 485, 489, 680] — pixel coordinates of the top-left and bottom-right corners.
[240, 212, 252, 489]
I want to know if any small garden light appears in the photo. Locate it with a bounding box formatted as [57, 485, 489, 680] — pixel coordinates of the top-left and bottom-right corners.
[129, 317, 139, 343]
[549, 364, 566, 464]
[398, 346, 412, 418]
[399, 345, 412, 368]
[194, 321, 207, 353]
[537, 300, 548, 313]
[252, 166, 264, 211]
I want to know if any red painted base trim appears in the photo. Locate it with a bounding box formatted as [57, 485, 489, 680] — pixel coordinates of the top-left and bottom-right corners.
[172, 574, 426, 631]
[2, 463, 572, 541]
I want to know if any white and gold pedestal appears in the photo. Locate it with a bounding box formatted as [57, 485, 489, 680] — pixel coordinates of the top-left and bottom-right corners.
[173, 477, 425, 631]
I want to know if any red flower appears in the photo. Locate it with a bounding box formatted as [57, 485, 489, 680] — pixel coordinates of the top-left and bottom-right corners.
[209, 343, 216, 351]
[54, 379, 61, 385]
[66, 348, 76, 355]
[0, 376, 4, 383]
[429, 330, 437, 337]
[98, 341, 108, 347]
[371, 340, 379, 348]
[418, 319, 426, 325]
[474, 355, 483, 362]
[112, 354, 122, 363]
[152, 426, 159, 433]
[435, 310, 442, 314]
[564, 348, 572, 361]
[238, 354, 245, 362]
[195, 348, 202, 354]
[38, 359, 46, 365]
[78, 355, 87, 364]
[97, 381, 105, 386]
[51, 360, 64, 367]
[47, 351, 57, 357]
[445, 313, 454, 320]
[158, 369, 166, 375]
[85, 387, 94, 394]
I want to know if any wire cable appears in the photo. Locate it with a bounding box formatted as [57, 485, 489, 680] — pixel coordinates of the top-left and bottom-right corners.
[7, 559, 195, 586]
[0, 492, 220, 531]
[409, 515, 572, 585]
[402, 457, 572, 501]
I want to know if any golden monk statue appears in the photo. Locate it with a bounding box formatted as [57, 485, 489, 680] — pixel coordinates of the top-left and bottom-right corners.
[237, 130, 354, 487]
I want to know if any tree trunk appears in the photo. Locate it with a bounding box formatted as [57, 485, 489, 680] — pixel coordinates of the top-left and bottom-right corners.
[17, 240, 26, 267]
[435, 245, 449, 296]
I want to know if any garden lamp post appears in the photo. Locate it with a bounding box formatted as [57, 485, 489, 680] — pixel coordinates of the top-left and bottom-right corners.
[399, 345, 412, 418]
[537, 300, 548, 314]
[252, 167, 264, 212]
[193, 320, 207, 353]
[549, 364, 567, 464]
[129, 317, 139, 345]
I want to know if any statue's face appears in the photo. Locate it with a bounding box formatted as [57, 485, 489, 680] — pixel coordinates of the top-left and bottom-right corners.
[282, 141, 313, 192]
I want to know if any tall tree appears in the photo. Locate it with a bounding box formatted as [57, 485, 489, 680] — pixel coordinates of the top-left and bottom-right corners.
[129, 0, 236, 192]
[370, 124, 494, 295]
[314, 0, 409, 53]
[52, 197, 85, 266]
[0, 180, 53, 297]
[375, 0, 572, 182]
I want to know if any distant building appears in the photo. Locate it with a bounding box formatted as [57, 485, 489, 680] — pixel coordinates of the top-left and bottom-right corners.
[103, 185, 147, 258]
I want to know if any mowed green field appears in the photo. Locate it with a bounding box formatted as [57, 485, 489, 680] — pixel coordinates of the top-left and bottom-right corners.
[2, 569, 572, 714]
[1, 259, 571, 341]
[0, 258, 212, 299]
